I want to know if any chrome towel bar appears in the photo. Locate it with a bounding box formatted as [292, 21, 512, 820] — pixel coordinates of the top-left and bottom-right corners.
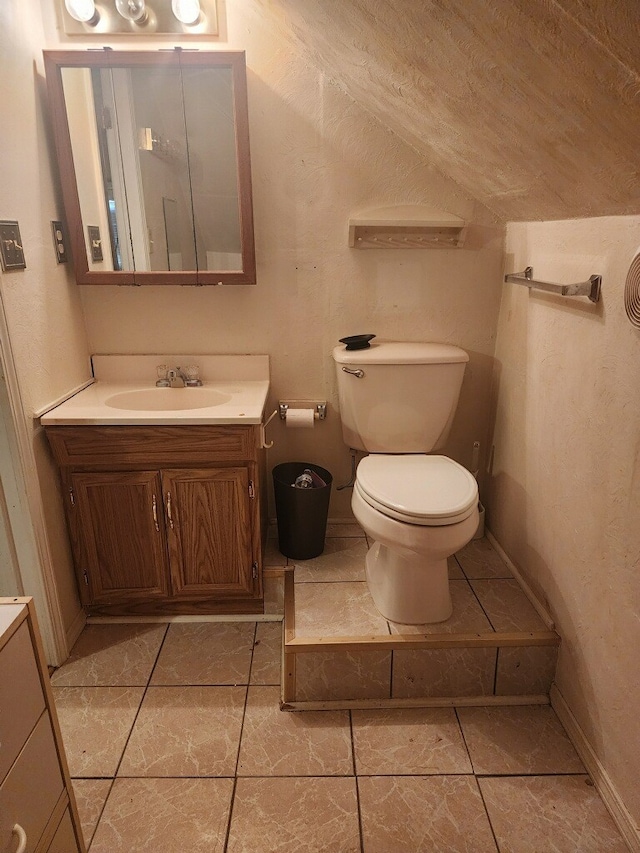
[504, 266, 602, 303]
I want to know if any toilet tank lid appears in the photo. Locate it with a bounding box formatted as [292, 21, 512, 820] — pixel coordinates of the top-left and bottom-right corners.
[332, 341, 469, 365]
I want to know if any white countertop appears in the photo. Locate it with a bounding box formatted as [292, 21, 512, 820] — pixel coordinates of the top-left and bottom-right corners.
[40, 355, 270, 426]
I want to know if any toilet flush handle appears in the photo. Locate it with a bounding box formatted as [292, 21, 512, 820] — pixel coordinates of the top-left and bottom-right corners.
[342, 367, 364, 378]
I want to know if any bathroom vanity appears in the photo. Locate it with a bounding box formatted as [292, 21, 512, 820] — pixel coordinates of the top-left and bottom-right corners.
[42, 356, 269, 617]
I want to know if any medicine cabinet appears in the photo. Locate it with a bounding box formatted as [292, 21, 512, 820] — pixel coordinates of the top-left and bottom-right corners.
[43, 49, 256, 285]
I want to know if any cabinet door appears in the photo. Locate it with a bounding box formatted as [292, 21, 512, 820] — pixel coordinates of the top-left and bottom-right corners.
[70, 471, 170, 605]
[163, 467, 256, 598]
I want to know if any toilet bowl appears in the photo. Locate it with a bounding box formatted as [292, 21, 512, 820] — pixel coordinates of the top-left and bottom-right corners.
[351, 454, 479, 624]
[332, 340, 479, 625]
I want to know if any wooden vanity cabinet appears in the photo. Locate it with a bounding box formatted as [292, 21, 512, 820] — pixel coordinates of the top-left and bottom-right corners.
[45, 425, 265, 616]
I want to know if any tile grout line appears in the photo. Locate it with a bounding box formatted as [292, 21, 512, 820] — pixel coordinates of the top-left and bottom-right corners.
[474, 774, 502, 852]
[232, 622, 257, 777]
[349, 711, 366, 853]
[110, 623, 171, 780]
[84, 622, 171, 848]
[222, 620, 259, 849]
[222, 777, 239, 853]
[454, 704, 503, 851]
[453, 706, 477, 774]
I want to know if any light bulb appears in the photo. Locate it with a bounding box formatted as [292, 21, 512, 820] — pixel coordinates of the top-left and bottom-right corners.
[115, 0, 148, 23]
[171, 0, 200, 25]
[64, 0, 99, 24]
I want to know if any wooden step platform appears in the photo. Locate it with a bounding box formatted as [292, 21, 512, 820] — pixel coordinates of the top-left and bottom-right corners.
[281, 537, 560, 710]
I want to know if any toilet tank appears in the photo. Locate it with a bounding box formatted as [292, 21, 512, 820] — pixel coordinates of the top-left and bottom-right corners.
[332, 341, 469, 452]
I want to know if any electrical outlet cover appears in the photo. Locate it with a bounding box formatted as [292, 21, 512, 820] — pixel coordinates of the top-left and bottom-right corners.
[51, 220, 68, 264]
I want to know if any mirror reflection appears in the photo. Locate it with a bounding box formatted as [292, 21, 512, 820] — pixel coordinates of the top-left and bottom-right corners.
[44, 51, 255, 285]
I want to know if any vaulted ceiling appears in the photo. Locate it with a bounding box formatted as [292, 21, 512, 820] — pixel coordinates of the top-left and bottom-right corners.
[264, 0, 640, 221]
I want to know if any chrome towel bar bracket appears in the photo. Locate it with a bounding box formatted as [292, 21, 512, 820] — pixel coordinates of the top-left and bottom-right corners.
[504, 266, 602, 303]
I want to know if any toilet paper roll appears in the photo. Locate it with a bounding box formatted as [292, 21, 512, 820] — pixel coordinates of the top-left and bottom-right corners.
[285, 408, 315, 428]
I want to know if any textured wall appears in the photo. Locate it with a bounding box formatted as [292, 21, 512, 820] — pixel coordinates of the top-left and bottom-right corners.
[262, 0, 640, 221]
[488, 215, 640, 826]
[0, 1, 92, 633]
[41, 0, 505, 516]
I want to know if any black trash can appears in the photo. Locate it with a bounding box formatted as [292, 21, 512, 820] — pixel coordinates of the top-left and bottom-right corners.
[272, 462, 333, 560]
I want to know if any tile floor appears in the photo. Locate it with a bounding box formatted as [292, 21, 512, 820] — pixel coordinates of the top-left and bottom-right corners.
[50, 527, 629, 852]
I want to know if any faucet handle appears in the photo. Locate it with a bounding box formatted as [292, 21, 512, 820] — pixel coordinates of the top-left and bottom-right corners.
[156, 364, 170, 387]
[184, 364, 202, 386]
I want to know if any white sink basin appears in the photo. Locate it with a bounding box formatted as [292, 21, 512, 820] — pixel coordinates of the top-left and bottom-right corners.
[39, 355, 270, 426]
[105, 387, 232, 412]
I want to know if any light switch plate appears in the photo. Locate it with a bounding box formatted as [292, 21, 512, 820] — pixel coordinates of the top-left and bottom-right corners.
[51, 220, 68, 264]
[0, 220, 26, 271]
[87, 225, 103, 262]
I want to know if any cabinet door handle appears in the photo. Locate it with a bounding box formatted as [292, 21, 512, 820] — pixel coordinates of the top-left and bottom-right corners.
[166, 491, 174, 529]
[12, 824, 27, 853]
[152, 494, 160, 532]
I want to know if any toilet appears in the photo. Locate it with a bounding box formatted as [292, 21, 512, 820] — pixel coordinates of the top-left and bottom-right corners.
[333, 341, 479, 624]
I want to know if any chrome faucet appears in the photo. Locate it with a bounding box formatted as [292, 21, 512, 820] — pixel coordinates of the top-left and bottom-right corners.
[167, 366, 203, 387]
[156, 364, 203, 387]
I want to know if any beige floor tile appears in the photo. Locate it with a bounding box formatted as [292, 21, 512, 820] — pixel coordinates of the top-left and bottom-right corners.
[392, 648, 497, 698]
[495, 645, 558, 695]
[358, 775, 498, 852]
[352, 707, 473, 775]
[250, 621, 282, 685]
[119, 685, 246, 777]
[295, 650, 391, 702]
[389, 580, 493, 634]
[294, 538, 367, 582]
[51, 624, 167, 687]
[456, 538, 512, 579]
[457, 705, 585, 774]
[237, 685, 353, 776]
[264, 575, 285, 615]
[479, 775, 629, 852]
[264, 538, 288, 567]
[228, 777, 360, 852]
[151, 622, 255, 685]
[470, 579, 548, 631]
[53, 686, 144, 777]
[294, 581, 389, 637]
[90, 777, 233, 853]
[448, 555, 466, 579]
[325, 522, 366, 538]
[71, 779, 111, 847]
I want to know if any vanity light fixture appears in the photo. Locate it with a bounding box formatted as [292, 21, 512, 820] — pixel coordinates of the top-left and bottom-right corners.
[115, 0, 149, 23]
[64, 0, 99, 25]
[171, 0, 200, 24]
[58, 0, 217, 34]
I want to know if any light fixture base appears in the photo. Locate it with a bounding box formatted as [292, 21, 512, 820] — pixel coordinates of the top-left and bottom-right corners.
[58, 0, 218, 35]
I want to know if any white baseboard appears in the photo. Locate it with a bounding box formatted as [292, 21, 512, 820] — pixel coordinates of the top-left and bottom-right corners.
[63, 606, 86, 664]
[551, 684, 640, 852]
[486, 529, 555, 630]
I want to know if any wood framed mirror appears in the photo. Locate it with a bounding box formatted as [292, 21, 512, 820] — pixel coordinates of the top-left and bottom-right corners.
[44, 49, 256, 285]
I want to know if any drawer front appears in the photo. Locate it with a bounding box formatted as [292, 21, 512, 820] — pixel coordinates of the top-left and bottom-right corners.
[0, 622, 46, 782]
[46, 425, 258, 467]
[0, 712, 64, 853]
[45, 809, 80, 853]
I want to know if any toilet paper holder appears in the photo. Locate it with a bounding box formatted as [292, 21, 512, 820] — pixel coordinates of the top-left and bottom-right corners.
[279, 401, 327, 421]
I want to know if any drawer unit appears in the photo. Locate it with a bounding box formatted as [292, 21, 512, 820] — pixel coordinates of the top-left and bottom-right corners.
[45, 809, 76, 853]
[0, 712, 63, 852]
[0, 598, 85, 853]
[0, 621, 45, 781]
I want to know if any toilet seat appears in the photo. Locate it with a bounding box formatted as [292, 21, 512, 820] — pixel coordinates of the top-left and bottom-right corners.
[355, 454, 478, 526]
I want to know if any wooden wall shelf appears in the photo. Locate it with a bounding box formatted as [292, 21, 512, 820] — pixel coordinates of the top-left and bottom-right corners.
[348, 205, 467, 249]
